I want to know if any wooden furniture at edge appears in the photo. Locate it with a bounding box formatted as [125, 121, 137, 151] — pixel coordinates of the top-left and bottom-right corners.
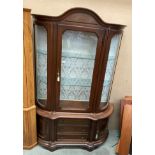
[23, 8, 37, 149]
[33, 8, 126, 151]
[116, 96, 132, 155]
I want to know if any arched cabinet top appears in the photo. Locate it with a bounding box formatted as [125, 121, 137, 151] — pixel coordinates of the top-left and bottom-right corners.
[33, 7, 125, 113]
[32, 7, 126, 31]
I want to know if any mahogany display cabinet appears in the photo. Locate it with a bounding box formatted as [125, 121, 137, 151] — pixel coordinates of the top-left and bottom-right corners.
[33, 8, 125, 151]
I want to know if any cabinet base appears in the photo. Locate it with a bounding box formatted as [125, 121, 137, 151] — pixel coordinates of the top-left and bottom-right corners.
[37, 130, 109, 151]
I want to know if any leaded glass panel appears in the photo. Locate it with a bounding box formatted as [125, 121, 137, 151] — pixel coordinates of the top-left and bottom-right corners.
[35, 25, 47, 100]
[60, 30, 98, 102]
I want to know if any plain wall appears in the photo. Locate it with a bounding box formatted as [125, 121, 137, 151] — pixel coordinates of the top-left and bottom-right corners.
[23, 0, 132, 129]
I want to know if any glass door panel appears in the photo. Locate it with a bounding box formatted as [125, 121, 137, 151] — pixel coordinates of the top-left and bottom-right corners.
[100, 34, 122, 107]
[35, 25, 47, 106]
[60, 30, 98, 110]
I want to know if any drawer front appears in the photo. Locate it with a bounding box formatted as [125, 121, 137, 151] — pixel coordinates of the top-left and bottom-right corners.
[57, 134, 88, 141]
[57, 125, 89, 133]
[58, 118, 90, 126]
[57, 118, 90, 134]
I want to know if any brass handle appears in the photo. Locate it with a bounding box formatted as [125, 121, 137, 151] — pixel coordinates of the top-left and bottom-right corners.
[57, 72, 60, 82]
[95, 133, 99, 140]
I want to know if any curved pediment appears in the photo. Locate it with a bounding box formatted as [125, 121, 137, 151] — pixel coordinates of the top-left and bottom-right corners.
[33, 8, 125, 30]
[62, 8, 104, 25]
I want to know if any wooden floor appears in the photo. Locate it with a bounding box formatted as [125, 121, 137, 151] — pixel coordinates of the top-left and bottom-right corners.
[23, 130, 119, 155]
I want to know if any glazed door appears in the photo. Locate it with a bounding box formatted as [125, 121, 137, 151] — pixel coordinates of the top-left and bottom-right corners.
[34, 22, 53, 110]
[96, 31, 123, 112]
[34, 23, 48, 109]
[56, 24, 105, 112]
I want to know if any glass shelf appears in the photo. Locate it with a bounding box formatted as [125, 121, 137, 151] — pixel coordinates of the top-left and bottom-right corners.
[60, 85, 91, 101]
[37, 75, 47, 84]
[62, 50, 95, 60]
[61, 57, 95, 80]
[61, 77, 92, 87]
[37, 49, 47, 55]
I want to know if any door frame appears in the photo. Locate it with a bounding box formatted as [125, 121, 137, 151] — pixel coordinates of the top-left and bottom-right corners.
[55, 23, 105, 113]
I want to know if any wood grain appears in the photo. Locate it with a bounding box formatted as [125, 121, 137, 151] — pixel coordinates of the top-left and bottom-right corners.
[120, 96, 132, 129]
[118, 104, 132, 155]
[23, 107, 37, 149]
[23, 8, 37, 149]
[37, 104, 114, 120]
[23, 8, 35, 108]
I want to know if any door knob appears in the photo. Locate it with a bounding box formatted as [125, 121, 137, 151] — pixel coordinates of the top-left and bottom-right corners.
[57, 72, 60, 82]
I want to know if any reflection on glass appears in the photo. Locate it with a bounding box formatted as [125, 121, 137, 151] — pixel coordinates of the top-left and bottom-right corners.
[100, 34, 122, 105]
[35, 25, 47, 100]
[60, 30, 98, 101]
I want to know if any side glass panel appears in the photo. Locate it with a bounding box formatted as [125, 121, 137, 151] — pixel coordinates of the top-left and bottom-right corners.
[60, 30, 98, 110]
[35, 25, 47, 105]
[100, 34, 122, 107]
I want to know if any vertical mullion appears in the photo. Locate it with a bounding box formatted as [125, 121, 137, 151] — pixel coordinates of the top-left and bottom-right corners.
[89, 121, 97, 142]
[47, 23, 53, 110]
[90, 30, 106, 113]
[55, 23, 61, 111]
[94, 29, 112, 112]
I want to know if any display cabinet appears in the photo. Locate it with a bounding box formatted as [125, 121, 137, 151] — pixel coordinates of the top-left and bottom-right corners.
[33, 8, 125, 151]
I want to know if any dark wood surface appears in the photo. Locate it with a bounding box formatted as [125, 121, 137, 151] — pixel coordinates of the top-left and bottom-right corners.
[33, 8, 125, 151]
[36, 104, 113, 120]
[56, 23, 105, 113]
